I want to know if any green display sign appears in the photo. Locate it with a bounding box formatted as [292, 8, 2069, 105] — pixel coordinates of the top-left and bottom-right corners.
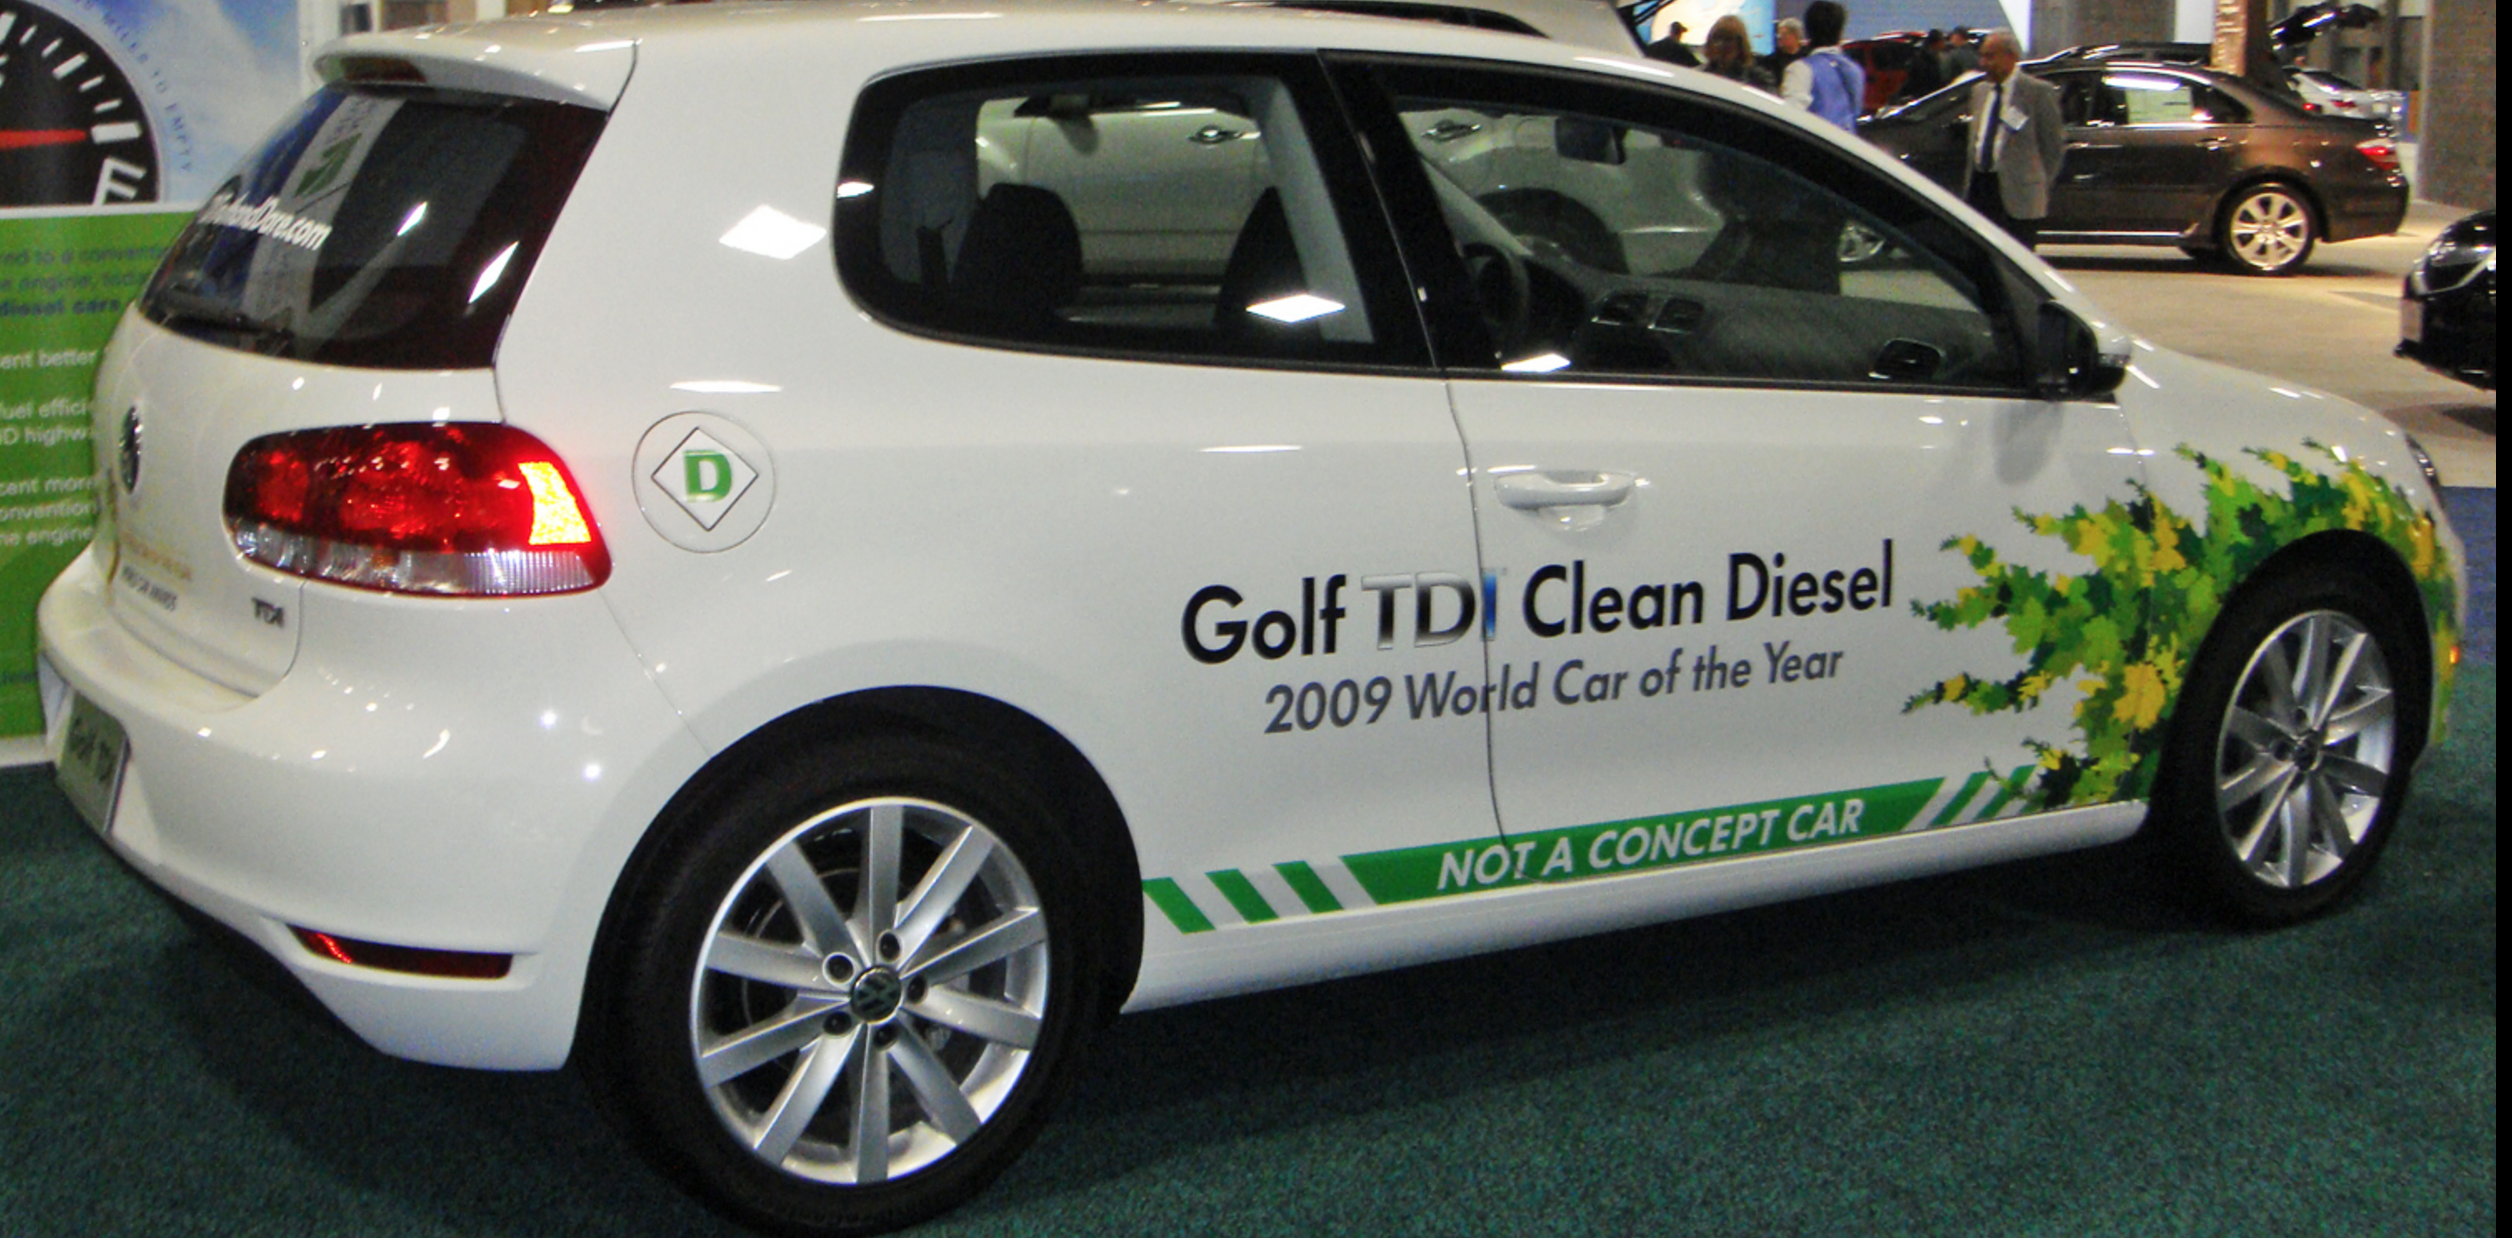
[0, 209, 188, 734]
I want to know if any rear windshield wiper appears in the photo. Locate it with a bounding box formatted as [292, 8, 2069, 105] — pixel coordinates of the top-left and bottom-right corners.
[148, 286, 296, 351]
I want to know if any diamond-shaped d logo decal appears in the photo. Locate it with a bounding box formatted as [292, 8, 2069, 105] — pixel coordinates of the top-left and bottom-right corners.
[651, 428, 759, 530]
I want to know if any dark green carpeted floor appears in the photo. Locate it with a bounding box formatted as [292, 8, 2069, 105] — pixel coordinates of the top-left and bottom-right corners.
[0, 671, 2493, 1237]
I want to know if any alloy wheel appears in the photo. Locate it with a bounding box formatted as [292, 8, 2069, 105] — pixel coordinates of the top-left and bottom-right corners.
[2226, 188, 2312, 274]
[2213, 609, 2396, 889]
[688, 797, 1051, 1184]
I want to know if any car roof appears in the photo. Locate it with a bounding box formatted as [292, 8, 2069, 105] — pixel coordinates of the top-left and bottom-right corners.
[327, 0, 1704, 108]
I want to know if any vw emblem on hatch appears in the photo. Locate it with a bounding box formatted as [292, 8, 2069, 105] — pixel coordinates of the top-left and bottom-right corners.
[118, 406, 142, 497]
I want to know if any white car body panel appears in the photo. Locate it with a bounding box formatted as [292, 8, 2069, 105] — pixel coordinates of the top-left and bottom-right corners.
[33, 1, 2467, 1078]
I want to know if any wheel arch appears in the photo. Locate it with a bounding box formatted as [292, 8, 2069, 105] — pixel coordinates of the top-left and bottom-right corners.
[2161, 525, 2438, 790]
[578, 685, 1146, 1066]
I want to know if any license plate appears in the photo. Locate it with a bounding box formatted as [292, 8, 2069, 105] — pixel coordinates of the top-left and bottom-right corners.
[56, 694, 129, 836]
[2401, 297, 2424, 343]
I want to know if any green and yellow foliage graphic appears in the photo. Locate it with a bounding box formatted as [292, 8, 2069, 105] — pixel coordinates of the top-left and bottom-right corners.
[1906, 442, 2458, 813]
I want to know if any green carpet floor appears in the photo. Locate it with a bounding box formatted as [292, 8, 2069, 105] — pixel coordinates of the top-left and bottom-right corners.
[0, 670, 2493, 1237]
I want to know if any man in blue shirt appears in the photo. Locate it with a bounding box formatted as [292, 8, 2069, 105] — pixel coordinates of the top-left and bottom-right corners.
[1783, 1, 1866, 131]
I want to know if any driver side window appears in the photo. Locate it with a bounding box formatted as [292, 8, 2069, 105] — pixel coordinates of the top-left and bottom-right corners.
[1388, 89, 2022, 389]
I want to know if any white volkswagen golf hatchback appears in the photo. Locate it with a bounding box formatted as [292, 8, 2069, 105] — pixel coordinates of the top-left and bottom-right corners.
[39, 3, 2467, 1234]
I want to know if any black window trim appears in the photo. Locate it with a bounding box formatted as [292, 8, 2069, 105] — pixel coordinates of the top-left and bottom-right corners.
[833, 51, 1438, 378]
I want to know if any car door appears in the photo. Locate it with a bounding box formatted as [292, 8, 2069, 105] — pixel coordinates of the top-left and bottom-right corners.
[1329, 57, 2150, 894]
[2074, 69, 2251, 234]
[814, 54, 1504, 943]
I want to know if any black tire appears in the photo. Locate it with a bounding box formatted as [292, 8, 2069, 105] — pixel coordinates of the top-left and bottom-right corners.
[584, 733, 1101, 1237]
[2216, 183, 2317, 276]
[2148, 564, 2427, 926]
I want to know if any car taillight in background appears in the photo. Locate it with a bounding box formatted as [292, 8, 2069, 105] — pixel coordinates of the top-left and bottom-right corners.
[2355, 139, 2400, 172]
[225, 423, 609, 596]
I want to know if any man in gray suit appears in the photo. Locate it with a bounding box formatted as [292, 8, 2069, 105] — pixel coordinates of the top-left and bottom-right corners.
[1962, 30, 2066, 247]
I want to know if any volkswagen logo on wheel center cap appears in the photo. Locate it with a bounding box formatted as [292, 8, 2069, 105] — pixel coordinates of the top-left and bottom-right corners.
[849, 968, 906, 1023]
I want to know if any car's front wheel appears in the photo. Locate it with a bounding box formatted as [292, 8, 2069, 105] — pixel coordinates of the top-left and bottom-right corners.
[2150, 564, 2426, 925]
[587, 734, 1099, 1237]
[2218, 184, 2317, 276]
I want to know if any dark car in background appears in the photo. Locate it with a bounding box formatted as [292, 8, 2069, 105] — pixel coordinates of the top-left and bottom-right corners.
[2398, 209, 2497, 390]
[1861, 58, 2406, 274]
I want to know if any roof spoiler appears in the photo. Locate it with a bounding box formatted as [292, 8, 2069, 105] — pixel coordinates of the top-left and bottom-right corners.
[314, 27, 636, 110]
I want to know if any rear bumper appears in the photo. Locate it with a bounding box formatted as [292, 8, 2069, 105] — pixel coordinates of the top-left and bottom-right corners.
[2322, 176, 2410, 243]
[37, 547, 708, 1069]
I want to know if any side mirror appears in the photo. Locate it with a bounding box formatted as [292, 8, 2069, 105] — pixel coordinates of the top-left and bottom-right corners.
[2032, 302, 2128, 401]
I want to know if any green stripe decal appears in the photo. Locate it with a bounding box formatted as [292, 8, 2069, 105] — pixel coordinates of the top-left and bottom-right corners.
[1206, 869, 1280, 924]
[1142, 878, 1215, 935]
[1930, 771, 1995, 827]
[1342, 777, 1947, 906]
[1276, 861, 1344, 913]
[1972, 767, 2033, 820]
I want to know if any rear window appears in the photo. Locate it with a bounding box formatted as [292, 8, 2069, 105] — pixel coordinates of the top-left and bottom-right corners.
[140, 83, 604, 369]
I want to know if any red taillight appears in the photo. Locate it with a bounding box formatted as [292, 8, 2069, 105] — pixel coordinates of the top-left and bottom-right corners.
[2356, 139, 2400, 172]
[225, 423, 609, 596]
[290, 926, 513, 979]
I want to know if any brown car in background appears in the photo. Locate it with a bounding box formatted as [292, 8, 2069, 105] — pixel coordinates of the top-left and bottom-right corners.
[1860, 58, 2408, 274]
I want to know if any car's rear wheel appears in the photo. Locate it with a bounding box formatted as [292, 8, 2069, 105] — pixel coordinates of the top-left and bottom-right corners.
[2218, 184, 2317, 276]
[588, 734, 1098, 1236]
[2149, 565, 2425, 925]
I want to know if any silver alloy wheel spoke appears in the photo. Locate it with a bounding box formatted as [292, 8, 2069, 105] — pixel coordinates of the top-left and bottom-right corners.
[2256, 639, 2303, 724]
[767, 841, 862, 960]
[851, 1032, 890, 1184]
[2320, 689, 2394, 743]
[2218, 749, 2292, 812]
[859, 803, 903, 945]
[890, 1030, 985, 1144]
[2279, 779, 2315, 886]
[906, 908, 1046, 988]
[2225, 704, 2293, 749]
[2315, 628, 2369, 726]
[2292, 613, 2331, 719]
[707, 930, 841, 991]
[895, 827, 992, 959]
[756, 1029, 853, 1165]
[911, 986, 1043, 1049]
[700, 1000, 840, 1087]
[2308, 774, 2356, 861]
[2233, 765, 2302, 864]
[2318, 752, 2389, 798]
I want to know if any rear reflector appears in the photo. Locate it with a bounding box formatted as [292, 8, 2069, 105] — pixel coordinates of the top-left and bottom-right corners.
[225, 423, 608, 596]
[2356, 139, 2400, 172]
[291, 926, 513, 979]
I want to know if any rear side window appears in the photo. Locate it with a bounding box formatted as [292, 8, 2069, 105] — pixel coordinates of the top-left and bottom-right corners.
[837, 55, 1427, 370]
[140, 84, 604, 369]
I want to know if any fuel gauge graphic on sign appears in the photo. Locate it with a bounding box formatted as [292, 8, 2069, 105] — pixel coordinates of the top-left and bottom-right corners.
[0, 0, 158, 206]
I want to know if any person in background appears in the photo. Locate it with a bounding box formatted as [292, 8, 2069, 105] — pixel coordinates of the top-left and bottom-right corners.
[1761, 17, 1806, 79]
[1645, 19, 1701, 66]
[1961, 29, 2065, 247]
[1701, 15, 1779, 92]
[1945, 27, 1980, 75]
[1783, 2, 1865, 131]
[1902, 29, 1947, 99]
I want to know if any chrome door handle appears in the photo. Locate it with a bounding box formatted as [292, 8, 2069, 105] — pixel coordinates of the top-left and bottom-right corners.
[1189, 125, 1246, 145]
[1494, 470, 1636, 510]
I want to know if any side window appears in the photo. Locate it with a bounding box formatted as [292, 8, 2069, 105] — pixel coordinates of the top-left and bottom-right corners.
[838, 62, 1412, 366]
[1386, 87, 2022, 389]
[2056, 74, 2109, 126]
[2107, 72, 2240, 125]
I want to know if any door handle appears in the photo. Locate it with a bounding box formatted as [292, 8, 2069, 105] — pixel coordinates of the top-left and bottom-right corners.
[1189, 125, 1246, 145]
[1494, 470, 1636, 511]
